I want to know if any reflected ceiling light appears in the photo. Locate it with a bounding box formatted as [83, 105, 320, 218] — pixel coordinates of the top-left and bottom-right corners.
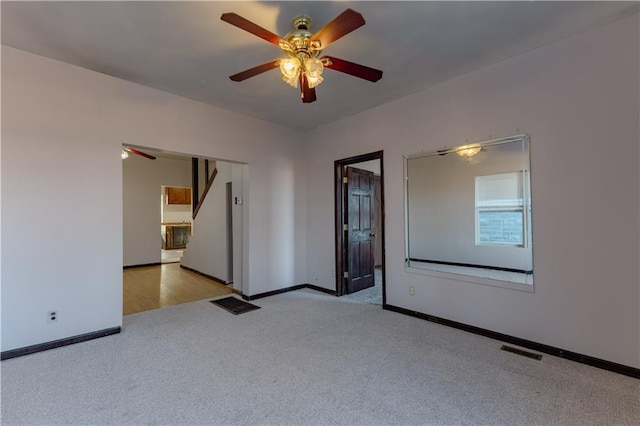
[121, 149, 129, 159]
[456, 144, 482, 158]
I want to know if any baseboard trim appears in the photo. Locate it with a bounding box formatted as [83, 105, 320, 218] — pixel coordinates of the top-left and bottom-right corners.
[243, 284, 307, 301]
[1, 327, 121, 361]
[383, 304, 639, 379]
[304, 284, 338, 296]
[179, 265, 230, 285]
[243, 283, 337, 301]
[123, 262, 161, 269]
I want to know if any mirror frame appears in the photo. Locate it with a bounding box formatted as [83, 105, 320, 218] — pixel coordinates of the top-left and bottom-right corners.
[403, 134, 533, 291]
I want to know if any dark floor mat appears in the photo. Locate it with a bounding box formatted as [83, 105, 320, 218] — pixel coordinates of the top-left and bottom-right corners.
[210, 297, 261, 315]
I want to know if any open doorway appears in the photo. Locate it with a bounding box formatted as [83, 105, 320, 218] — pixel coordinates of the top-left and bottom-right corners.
[161, 184, 192, 264]
[122, 145, 247, 315]
[334, 151, 385, 306]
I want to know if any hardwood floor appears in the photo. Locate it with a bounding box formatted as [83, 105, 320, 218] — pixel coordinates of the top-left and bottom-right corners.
[123, 263, 233, 315]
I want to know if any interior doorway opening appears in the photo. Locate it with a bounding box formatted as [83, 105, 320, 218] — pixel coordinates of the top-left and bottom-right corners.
[161, 184, 192, 264]
[122, 144, 247, 315]
[334, 151, 386, 306]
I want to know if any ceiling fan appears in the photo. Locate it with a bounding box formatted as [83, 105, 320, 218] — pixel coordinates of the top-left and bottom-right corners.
[122, 147, 156, 160]
[220, 8, 383, 103]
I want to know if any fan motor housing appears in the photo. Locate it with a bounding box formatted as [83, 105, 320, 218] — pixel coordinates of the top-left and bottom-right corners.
[293, 15, 311, 30]
[284, 15, 320, 56]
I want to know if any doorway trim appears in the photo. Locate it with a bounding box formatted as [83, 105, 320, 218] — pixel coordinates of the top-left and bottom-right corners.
[334, 151, 386, 305]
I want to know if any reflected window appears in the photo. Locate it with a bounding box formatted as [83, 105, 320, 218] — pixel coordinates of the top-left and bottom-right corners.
[475, 171, 528, 246]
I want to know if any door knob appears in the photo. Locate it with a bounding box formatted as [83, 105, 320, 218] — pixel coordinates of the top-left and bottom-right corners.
[370, 233, 377, 237]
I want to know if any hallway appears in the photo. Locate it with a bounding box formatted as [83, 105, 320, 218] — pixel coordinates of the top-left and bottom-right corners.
[342, 267, 383, 305]
[123, 263, 232, 315]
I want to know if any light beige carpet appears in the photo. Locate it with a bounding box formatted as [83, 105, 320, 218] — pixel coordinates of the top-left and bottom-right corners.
[2, 289, 638, 425]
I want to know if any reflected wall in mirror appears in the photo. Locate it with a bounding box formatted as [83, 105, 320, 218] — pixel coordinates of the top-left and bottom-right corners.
[405, 134, 533, 286]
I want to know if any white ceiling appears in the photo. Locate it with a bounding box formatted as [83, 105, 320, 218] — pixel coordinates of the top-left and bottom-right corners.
[2, 1, 638, 130]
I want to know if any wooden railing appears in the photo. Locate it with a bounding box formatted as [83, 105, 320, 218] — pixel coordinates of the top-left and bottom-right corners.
[193, 168, 218, 219]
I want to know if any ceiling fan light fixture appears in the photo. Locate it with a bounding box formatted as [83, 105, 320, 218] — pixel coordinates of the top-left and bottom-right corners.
[280, 57, 300, 78]
[221, 9, 382, 102]
[304, 57, 324, 78]
[280, 57, 301, 87]
[303, 56, 324, 88]
[306, 74, 324, 89]
[282, 73, 299, 88]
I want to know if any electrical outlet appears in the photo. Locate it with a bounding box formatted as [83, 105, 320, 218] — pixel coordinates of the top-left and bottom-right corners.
[48, 311, 58, 323]
[409, 286, 415, 296]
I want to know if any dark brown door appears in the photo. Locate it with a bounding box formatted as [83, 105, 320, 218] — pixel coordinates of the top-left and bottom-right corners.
[346, 166, 375, 294]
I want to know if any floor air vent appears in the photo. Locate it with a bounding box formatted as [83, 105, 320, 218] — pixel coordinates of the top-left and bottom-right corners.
[500, 345, 543, 360]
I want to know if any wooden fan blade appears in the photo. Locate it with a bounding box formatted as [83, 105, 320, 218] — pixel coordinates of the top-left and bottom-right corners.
[323, 56, 383, 82]
[300, 73, 317, 103]
[229, 59, 280, 82]
[221, 13, 289, 49]
[125, 148, 156, 160]
[310, 9, 365, 50]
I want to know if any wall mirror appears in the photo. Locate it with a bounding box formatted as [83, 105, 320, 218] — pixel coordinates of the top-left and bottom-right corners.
[404, 134, 533, 287]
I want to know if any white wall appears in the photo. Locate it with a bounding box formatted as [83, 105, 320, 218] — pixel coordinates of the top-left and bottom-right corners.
[305, 15, 639, 368]
[123, 155, 191, 266]
[1, 46, 306, 352]
[232, 163, 248, 293]
[181, 161, 233, 283]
